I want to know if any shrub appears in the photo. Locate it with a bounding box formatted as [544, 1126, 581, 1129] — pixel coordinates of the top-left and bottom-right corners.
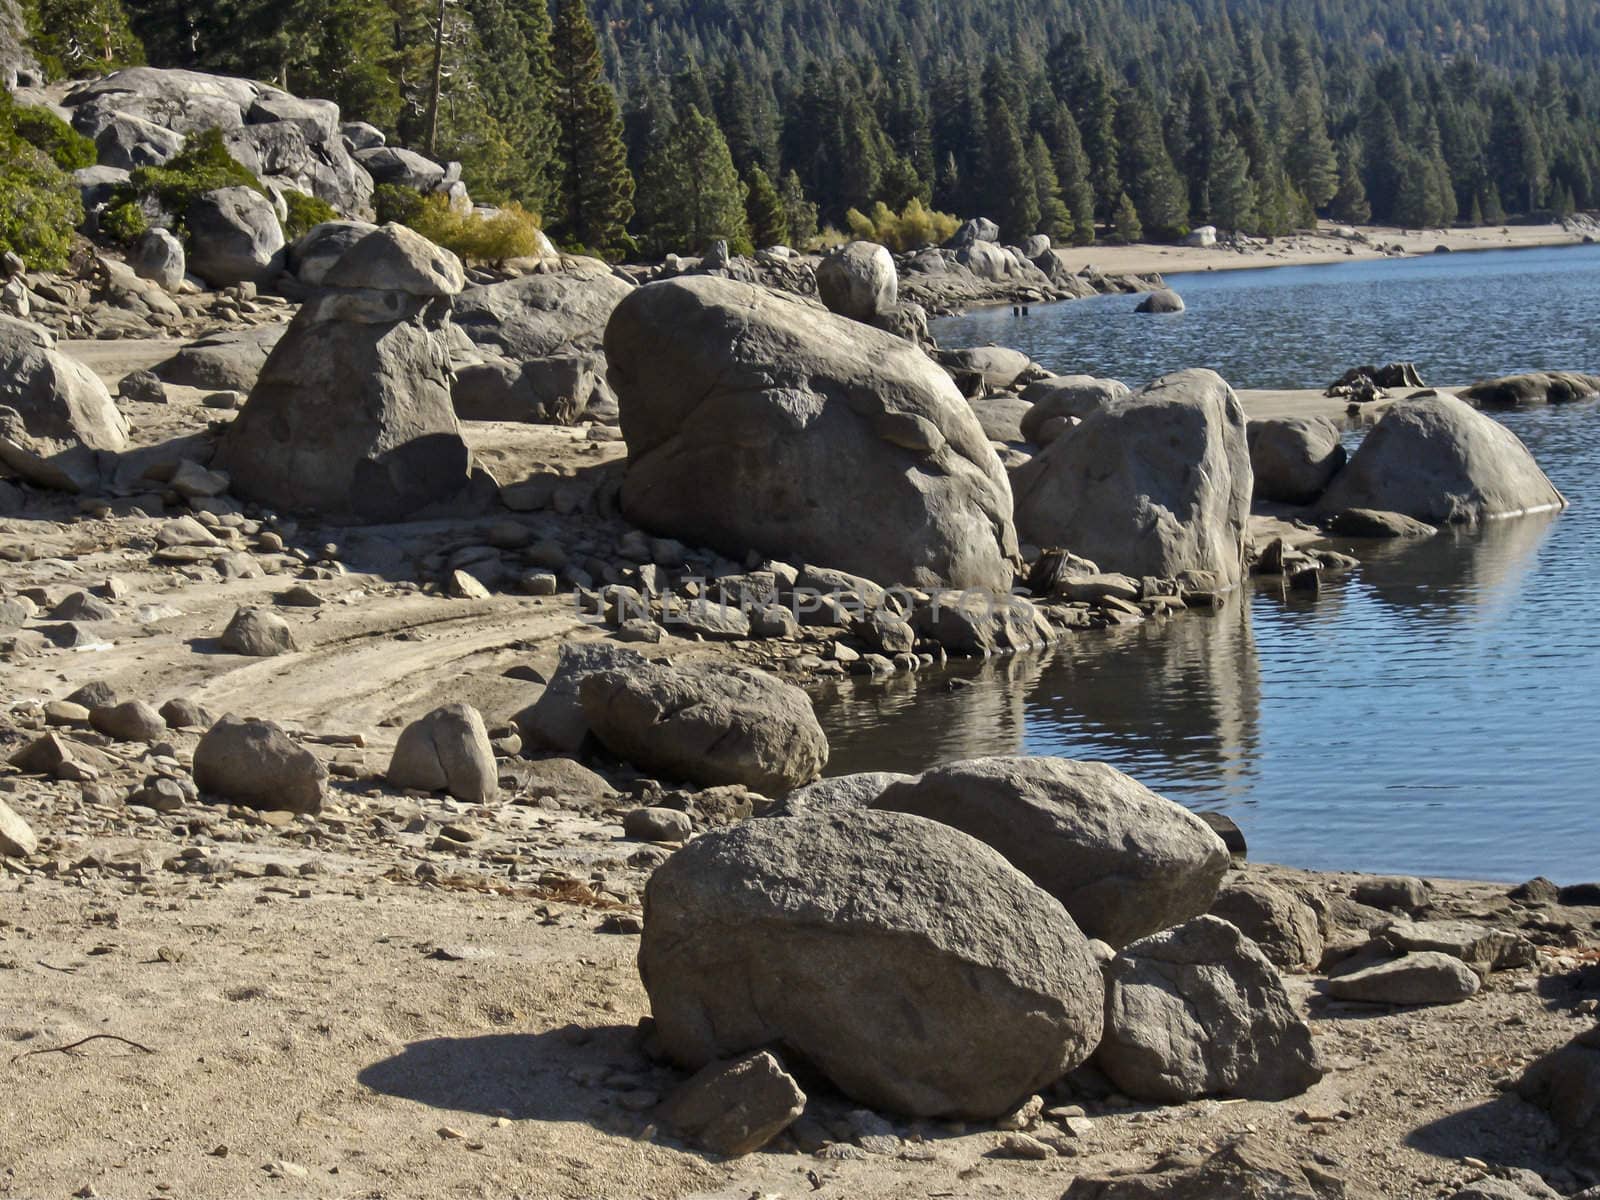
[123, 127, 265, 220]
[373, 183, 425, 226]
[11, 106, 96, 170]
[403, 194, 545, 264]
[0, 133, 86, 270]
[99, 198, 149, 244]
[282, 189, 338, 241]
[841, 198, 962, 253]
[808, 225, 851, 251]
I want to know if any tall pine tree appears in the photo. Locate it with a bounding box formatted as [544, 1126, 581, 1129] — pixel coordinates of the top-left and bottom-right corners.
[550, 0, 634, 254]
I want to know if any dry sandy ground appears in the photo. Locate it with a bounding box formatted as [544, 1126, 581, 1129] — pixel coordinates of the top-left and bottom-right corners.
[1, 335, 1596, 1200]
[1048, 220, 1591, 279]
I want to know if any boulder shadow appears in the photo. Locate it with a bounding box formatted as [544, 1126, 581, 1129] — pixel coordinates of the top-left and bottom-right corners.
[356, 1024, 644, 1123]
[1405, 1094, 1562, 1177]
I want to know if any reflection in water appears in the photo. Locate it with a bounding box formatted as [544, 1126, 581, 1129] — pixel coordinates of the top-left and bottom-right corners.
[815, 407, 1600, 884]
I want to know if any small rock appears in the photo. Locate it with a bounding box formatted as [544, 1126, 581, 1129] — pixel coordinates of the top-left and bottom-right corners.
[159, 697, 213, 729]
[0, 798, 38, 856]
[89, 700, 167, 743]
[219, 606, 296, 656]
[657, 1050, 806, 1157]
[623, 806, 693, 843]
[1327, 951, 1481, 1005]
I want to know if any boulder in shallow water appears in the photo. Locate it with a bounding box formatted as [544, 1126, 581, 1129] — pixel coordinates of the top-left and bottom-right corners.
[1012, 368, 1252, 589]
[1461, 371, 1600, 408]
[640, 810, 1106, 1117]
[1135, 288, 1184, 313]
[1317, 392, 1565, 525]
[1248, 416, 1347, 505]
[606, 275, 1019, 591]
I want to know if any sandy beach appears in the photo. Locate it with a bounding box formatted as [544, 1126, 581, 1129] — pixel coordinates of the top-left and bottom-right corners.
[1049, 220, 1595, 280]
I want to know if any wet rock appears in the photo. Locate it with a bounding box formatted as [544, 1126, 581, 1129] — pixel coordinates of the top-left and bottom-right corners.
[640, 810, 1106, 1118]
[1013, 369, 1252, 590]
[219, 606, 296, 656]
[1461, 371, 1600, 408]
[580, 660, 827, 793]
[623, 806, 692, 842]
[874, 757, 1229, 948]
[194, 715, 326, 813]
[1321, 507, 1437, 538]
[1098, 916, 1324, 1102]
[606, 275, 1018, 592]
[1318, 393, 1566, 525]
[387, 703, 498, 803]
[1208, 879, 1324, 971]
[1134, 289, 1184, 314]
[0, 798, 37, 856]
[1326, 951, 1481, 1005]
[658, 1050, 806, 1157]
[89, 699, 167, 743]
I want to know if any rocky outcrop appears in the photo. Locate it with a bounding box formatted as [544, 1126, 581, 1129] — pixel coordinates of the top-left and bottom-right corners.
[185, 186, 287, 288]
[815, 241, 897, 321]
[1097, 916, 1324, 1102]
[874, 757, 1230, 947]
[213, 225, 472, 522]
[1317, 393, 1565, 525]
[606, 275, 1020, 592]
[60, 68, 375, 213]
[1012, 369, 1252, 589]
[579, 660, 827, 793]
[0, 315, 128, 491]
[1248, 416, 1347, 505]
[387, 703, 498, 803]
[639, 810, 1106, 1118]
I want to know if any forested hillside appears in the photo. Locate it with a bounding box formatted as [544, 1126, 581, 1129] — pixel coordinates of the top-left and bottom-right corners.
[10, 0, 1600, 256]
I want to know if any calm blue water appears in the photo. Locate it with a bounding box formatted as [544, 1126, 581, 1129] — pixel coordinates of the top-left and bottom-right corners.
[931, 243, 1600, 389]
[815, 247, 1600, 883]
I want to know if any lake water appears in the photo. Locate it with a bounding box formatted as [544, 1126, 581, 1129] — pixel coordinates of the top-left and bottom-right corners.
[812, 246, 1600, 884]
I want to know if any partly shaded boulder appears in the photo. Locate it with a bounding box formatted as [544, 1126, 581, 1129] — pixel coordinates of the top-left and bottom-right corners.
[580, 660, 827, 793]
[1097, 916, 1324, 1102]
[1516, 1023, 1600, 1168]
[658, 1051, 806, 1157]
[131, 228, 186, 292]
[1248, 416, 1348, 505]
[966, 394, 1031, 444]
[287, 220, 379, 287]
[606, 276, 1019, 591]
[511, 641, 645, 753]
[1208, 878, 1324, 971]
[816, 240, 897, 321]
[0, 797, 38, 857]
[1012, 369, 1252, 588]
[768, 771, 914, 818]
[874, 757, 1230, 947]
[0, 315, 127, 490]
[1327, 951, 1481, 1005]
[212, 225, 472, 522]
[193, 714, 326, 813]
[1135, 289, 1185, 313]
[1462, 371, 1600, 408]
[185, 186, 287, 287]
[1317, 393, 1565, 525]
[155, 326, 286, 391]
[453, 268, 632, 361]
[387, 702, 497, 802]
[1064, 1137, 1374, 1200]
[1019, 375, 1130, 444]
[639, 810, 1106, 1118]
[219, 605, 295, 656]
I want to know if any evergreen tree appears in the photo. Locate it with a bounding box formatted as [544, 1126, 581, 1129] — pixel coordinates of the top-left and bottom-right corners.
[1330, 139, 1372, 224]
[1028, 132, 1072, 240]
[30, 0, 143, 74]
[745, 164, 788, 247]
[1284, 83, 1338, 210]
[636, 105, 749, 256]
[1112, 191, 1142, 242]
[1208, 129, 1256, 232]
[1116, 87, 1188, 237]
[1049, 35, 1121, 218]
[550, 0, 634, 254]
[780, 169, 818, 246]
[979, 58, 1038, 238]
[1046, 105, 1097, 245]
[1487, 91, 1546, 213]
[1180, 67, 1220, 220]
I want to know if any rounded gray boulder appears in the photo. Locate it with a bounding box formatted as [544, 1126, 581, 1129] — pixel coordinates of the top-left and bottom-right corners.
[386, 702, 497, 803]
[639, 810, 1106, 1118]
[1247, 416, 1347, 505]
[816, 240, 897, 322]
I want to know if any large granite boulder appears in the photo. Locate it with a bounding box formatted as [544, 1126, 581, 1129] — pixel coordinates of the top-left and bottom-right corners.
[130, 228, 186, 292]
[1316, 393, 1566, 525]
[815, 240, 897, 322]
[1019, 375, 1130, 443]
[1248, 416, 1347, 505]
[874, 756, 1230, 947]
[580, 660, 827, 793]
[212, 224, 471, 521]
[1097, 916, 1324, 1102]
[185, 186, 287, 287]
[1012, 369, 1253, 588]
[606, 275, 1020, 591]
[0, 315, 127, 490]
[639, 810, 1106, 1118]
[387, 702, 497, 803]
[193, 714, 326, 813]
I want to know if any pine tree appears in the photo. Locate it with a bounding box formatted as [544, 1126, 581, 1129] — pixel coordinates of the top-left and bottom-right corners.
[1330, 139, 1371, 224]
[1047, 105, 1096, 245]
[1284, 84, 1338, 211]
[1208, 130, 1256, 232]
[745, 164, 787, 248]
[1112, 191, 1142, 243]
[636, 105, 748, 257]
[979, 59, 1038, 238]
[30, 0, 143, 74]
[506, 0, 560, 214]
[1028, 132, 1072, 240]
[550, 0, 635, 254]
[1049, 35, 1121, 219]
[780, 169, 818, 247]
[1116, 87, 1188, 238]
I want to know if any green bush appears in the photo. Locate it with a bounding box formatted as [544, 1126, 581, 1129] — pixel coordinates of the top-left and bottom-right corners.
[100, 199, 149, 245]
[282, 189, 338, 240]
[12, 106, 96, 170]
[843, 198, 962, 252]
[373, 183, 426, 226]
[123, 127, 265, 220]
[0, 132, 86, 270]
[404, 194, 545, 264]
